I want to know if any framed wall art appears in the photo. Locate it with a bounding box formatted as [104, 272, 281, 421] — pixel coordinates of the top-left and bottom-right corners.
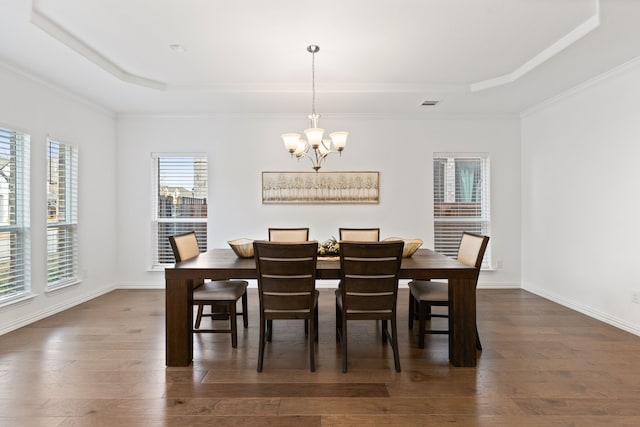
[262, 171, 379, 204]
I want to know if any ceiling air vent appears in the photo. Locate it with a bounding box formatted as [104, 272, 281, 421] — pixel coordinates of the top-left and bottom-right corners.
[420, 100, 439, 107]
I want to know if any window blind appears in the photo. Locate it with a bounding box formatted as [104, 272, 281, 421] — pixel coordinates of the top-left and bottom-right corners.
[0, 126, 30, 300]
[47, 139, 78, 287]
[152, 154, 208, 266]
[433, 153, 491, 269]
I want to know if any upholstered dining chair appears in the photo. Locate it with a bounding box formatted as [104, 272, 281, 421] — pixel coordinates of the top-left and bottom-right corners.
[253, 240, 319, 372]
[336, 240, 404, 373]
[338, 227, 380, 242]
[168, 231, 248, 347]
[408, 232, 489, 350]
[268, 227, 310, 242]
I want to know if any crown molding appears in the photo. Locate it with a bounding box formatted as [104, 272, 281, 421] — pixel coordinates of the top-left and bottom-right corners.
[31, 8, 166, 90]
[471, 0, 600, 92]
[0, 60, 115, 118]
[521, 53, 640, 118]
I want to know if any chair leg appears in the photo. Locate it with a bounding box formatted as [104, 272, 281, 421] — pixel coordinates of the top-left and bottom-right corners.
[266, 320, 273, 342]
[391, 316, 401, 372]
[335, 298, 341, 343]
[257, 316, 266, 372]
[230, 302, 238, 348]
[408, 291, 415, 330]
[476, 326, 482, 351]
[341, 315, 348, 373]
[309, 314, 316, 372]
[305, 319, 309, 336]
[241, 291, 248, 328]
[381, 320, 388, 344]
[418, 301, 426, 349]
[314, 304, 319, 342]
[194, 304, 204, 329]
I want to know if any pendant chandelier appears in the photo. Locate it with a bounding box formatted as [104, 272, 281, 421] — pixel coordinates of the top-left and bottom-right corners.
[281, 45, 348, 172]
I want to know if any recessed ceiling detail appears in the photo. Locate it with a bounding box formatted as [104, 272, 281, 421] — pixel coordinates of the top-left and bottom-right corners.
[30, 8, 167, 90]
[471, 3, 601, 92]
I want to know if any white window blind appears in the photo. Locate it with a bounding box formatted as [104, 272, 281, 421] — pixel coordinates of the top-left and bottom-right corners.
[433, 153, 491, 269]
[47, 139, 78, 287]
[152, 154, 208, 266]
[0, 126, 30, 301]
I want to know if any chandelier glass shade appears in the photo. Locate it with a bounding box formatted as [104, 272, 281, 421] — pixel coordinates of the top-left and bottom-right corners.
[281, 45, 348, 171]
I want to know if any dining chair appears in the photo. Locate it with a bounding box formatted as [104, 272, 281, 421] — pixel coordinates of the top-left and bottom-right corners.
[268, 227, 310, 242]
[408, 232, 489, 349]
[168, 231, 248, 347]
[336, 240, 404, 373]
[338, 227, 380, 242]
[253, 240, 319, 372]
[268, 227, 312, 337]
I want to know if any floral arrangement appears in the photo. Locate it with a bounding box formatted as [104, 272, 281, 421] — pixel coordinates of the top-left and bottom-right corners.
[318, 236, 340, 256]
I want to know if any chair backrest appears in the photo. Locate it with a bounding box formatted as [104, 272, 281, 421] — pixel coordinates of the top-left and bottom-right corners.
[456, 232, 490, 281]
[253, 241, 318, 315]
[168, 231, 201, 262]
[268, 227, 310, 242]
[339, 241, 403, 314]
[339, 228, 380, 242]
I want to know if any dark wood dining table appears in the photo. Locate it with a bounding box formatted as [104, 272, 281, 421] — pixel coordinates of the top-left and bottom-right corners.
[165, 248, 479, 367]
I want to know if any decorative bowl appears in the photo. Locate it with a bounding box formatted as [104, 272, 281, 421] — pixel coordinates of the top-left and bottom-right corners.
[383, 237, 423, 257]
[227, 238, 254, 258]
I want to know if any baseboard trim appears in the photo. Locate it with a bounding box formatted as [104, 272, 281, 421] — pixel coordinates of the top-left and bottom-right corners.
[524, 286, 640, 337]
[477, 282, 520, 289]
[117, 282, 166, 289]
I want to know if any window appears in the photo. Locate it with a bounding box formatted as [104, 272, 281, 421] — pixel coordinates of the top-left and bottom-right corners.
[433, 153, 491, 268]
[152, 154, 208, 266]
[47, 139, 78, 287]
[0, 126, 30, 301]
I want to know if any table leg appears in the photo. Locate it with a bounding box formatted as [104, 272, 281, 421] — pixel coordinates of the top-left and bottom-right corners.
[448, 278, 477, 367]
[166, 276, 193, 366]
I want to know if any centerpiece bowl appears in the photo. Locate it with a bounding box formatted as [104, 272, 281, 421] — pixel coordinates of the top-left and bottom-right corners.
[383, 237, 423, 257]
[228, 238, 254, 258]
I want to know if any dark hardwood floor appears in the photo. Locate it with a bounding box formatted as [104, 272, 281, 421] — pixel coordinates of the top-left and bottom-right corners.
[1, 288, 640, 426]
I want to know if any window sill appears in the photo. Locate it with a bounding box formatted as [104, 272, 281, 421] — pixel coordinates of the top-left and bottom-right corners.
[0, 292, 37, 309]
[45, 280, 81, 293]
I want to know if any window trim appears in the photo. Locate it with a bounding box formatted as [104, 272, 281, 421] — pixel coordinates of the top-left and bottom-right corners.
[151, 152, 208, 269]
[433, 152, 491, 269]
[0, 125, 31, 304]
[46, 138, 79, 289]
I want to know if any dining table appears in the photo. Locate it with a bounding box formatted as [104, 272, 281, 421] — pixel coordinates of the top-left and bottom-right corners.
[165, 248, 479, 367]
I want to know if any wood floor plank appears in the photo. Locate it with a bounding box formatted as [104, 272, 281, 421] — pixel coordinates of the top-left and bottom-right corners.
[0, 417, 65, 427]
[54, 415, 321, 427]
[322, 415, 640, 427]
[277, 396, 525, 416]
[513, 398, 640, 416]
[166, 382, 389, 398]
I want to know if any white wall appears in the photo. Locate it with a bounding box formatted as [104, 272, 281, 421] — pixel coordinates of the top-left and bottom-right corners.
[521, 60, 640, 335]
[116, 114, 521, 289]
[0, 64, 118, 334]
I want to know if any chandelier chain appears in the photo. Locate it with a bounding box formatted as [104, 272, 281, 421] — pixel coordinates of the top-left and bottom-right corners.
[311, 49, 316, 116]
